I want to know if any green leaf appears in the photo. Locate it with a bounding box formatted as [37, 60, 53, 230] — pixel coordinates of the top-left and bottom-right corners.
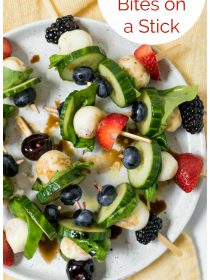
[158, 85, 198, 131]
[32, 178, 44, 191]
[8, 198, 43, 259]
[3, 104, 16, 119]
[49, 54, 66, 69]
[3, 176, 13, 200]
[3, 66, 33, 90]
[143, 185, 157, 210]
[75, 138, 95, 152]
[72, 238, 111, 262]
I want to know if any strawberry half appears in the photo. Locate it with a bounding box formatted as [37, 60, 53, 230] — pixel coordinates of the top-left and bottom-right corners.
[3, 38, 13, 59]
[134, 44, 161, 80]
[96, 113, 128, 150]
[3, 231, 14, 267]
[174, 153, 203, 193]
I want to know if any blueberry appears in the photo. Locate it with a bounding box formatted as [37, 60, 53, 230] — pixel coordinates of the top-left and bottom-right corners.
[73, 67, 94, 85]
[122, 146, 141, 169]
[3, 154, 19, 177]
[92, 75, 113, 98]
[44, 204, 60, 223]
[13, 88, 36, 107]
[57, 102, 64, 117]
[60, 185, 82, 205]
[97, 185, 117, 206]
[131, 101, 147, 122]
[73, 209, 94, 227]
[66, 259, 95, 280]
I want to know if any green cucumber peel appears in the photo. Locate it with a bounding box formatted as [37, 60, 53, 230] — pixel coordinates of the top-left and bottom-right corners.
[32, 178, 44, 191]
[8, 198, 43, 259]
[158, 85, 198, 132]
[60, 83, 98, 149]
[49, 54, 66, 69]
[155, 133, 169, 151]
[3, 176, 13, 200]
[3, 66, 33, 90]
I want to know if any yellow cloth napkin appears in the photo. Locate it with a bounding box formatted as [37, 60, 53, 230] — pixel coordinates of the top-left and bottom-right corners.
[3, 1, 205, 280]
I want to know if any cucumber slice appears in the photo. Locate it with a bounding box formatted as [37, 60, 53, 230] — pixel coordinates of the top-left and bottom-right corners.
[8, 198, 43, 259]
[97, 183, 138, 228]
[36, 162, 92, 204]
[3, 104, 16, 119]
[136, 88, 165, 137]
[3, 176, 13, 200]
[98, 59, 137, 107]
[55, 46, 106, 81]
[58, 219, 111, 241]
[32, 178, 44, 191]
[60, 84, 97, 148]
[17, 195, 57, 241]
[3, 77, 41, 98]
[128, 141, 162, 189]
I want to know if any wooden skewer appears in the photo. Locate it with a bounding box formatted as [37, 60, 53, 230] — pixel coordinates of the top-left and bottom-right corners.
[3, 146, 7, 153]
[16, 159, 24, 165]
[30, 104, 40, 113]
[156, 44, 182, 62]
[44, 105, 58, 114]
[200, 173, 207, 178]
[16, 116, 32, 137]
[157, 233, 183, 257]
[120, 131, 151, 144]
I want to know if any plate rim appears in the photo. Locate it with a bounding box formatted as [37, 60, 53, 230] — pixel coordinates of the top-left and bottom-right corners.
[3, 17, 206, 280]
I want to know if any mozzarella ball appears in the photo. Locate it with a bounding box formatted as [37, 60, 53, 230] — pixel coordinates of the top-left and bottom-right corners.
[3, 56, 26, 72]
[60, 237, 91, 261]
[36, 150, 71, 184]
[4, 218, 28, 254]
[158, 152, 179, 181]
[118, 55, 150, 89]
[166, 107, 182, 132]
[116, 200, 149, 231]
[58, 30, 93, 55]
[73, 106, 105, 139]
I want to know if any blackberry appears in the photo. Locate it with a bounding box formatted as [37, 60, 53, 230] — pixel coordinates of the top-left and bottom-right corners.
[135, 213, 162, 245]
[179, 95, 204, 134]
[45, 15, 80, 44]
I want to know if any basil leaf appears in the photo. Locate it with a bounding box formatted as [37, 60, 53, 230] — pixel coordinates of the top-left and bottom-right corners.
[144, 185, 157, 210]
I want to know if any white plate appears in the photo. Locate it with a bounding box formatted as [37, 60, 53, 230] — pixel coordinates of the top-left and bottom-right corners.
[4, 18, 206, 280]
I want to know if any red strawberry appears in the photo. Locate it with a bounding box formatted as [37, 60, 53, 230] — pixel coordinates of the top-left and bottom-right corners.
[134, 44, 161, 80]
[96, 113, 128, 150]
[3, 38, 13, 59]
[3, 231, 14, 267]
[174, 153, 203, 193]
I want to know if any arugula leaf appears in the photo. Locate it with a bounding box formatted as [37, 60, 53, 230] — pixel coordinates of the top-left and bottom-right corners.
[3, 176, 13, 200]
[75, 138, 95, 152]
[143, 185, 157, 210]
[3, 104, 16, 119]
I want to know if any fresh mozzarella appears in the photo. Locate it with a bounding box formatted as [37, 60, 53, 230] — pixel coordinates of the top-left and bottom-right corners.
[3, 56, 26, 72]
[73, 106, 105, 139]
[36, 150, 71, 184]
[118, 55, 150, 89]
[158, 152, 179, 181]
[58, 30, 93, 55]
[116, 200, 149, 231]
[60, 237, 91, 261]
[166, 107, 182, 132]
[4, 218, 28, 254]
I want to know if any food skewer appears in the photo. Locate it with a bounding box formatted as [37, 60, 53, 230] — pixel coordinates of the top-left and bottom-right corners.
[30, 104, 40, 113]
[43, 105, 151, 144]
[155, 44, 182, 62]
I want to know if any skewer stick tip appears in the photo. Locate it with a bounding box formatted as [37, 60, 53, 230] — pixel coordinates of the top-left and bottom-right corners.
[30, 104, 40, 113]
[157, 233, 183, 257]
